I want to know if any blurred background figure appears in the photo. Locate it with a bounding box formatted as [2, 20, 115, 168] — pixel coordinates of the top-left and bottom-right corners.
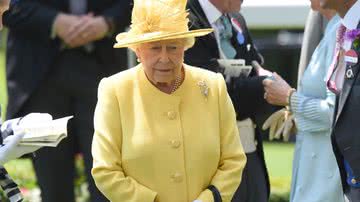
[262, 0, 344, 201]
[2, 0, 132, 201]
[1, 1, 38, 202]
[185, 0, 276, 201]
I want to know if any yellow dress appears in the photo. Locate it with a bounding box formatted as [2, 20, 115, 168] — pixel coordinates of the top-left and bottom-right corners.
[91, 64, 246, 202]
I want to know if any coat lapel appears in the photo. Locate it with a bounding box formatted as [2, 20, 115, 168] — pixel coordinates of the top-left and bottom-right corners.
[335, 22, 360, 123]
[336, 59, 360, 122]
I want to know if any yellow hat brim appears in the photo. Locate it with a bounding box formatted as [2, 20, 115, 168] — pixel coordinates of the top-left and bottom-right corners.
[113, 28, 213, 48]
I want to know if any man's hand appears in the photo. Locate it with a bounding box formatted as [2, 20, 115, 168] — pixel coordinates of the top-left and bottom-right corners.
[65, 15, 109, 48]
[53, 13, 83, 42]
[53, 13, 109, 48]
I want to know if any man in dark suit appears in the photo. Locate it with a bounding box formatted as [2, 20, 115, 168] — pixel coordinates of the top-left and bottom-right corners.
[321, 0, 360, 201]
[3, 0, 132, 201]
[185, 0, 273, 201]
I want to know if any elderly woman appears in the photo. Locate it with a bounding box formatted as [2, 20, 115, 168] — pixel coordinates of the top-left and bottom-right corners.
[263, 0, 343, 201]
[91, 0, 246, 201]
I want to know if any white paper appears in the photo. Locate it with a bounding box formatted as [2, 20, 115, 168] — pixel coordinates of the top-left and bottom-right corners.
[4, 116, 73, 147]
[218, 59, 253, 82]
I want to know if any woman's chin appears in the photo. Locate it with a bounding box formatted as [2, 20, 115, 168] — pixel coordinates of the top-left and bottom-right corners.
[153, 77, 173, 85]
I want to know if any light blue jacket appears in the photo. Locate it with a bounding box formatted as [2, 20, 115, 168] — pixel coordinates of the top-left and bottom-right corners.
[289, 15, 344, 202]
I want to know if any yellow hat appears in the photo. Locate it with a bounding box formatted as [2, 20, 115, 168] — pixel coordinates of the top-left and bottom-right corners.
[114, 0, 213, 48]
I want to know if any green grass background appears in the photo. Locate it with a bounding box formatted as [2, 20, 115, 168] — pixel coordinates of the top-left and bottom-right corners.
[0, 49, 7, 120]
[265, 142, 294, 201]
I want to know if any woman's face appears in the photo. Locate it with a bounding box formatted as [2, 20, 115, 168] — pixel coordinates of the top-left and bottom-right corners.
[310, 0, 321, 11]
[135, 39, 185, 85]
[0, 0, 10, 29]
[210, 0, 242, 13]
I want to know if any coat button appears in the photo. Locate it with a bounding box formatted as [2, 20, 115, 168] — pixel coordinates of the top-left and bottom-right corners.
[171, 172, 183, 183]
[170, 140, 181, 148]
[167, 111, 177, 120]
[351, 178, 357, 184]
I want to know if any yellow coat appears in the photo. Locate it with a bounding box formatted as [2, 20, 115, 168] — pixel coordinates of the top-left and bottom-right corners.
[91, 64, 246, 202]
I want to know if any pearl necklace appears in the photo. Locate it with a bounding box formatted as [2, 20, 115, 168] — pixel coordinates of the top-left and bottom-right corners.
[170, 70, 184, 94]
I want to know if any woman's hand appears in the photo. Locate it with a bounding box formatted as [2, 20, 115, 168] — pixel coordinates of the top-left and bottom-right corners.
[263, 73, 292, 106]
[0, 132, 41, 165]
[262, 108, 296, 141]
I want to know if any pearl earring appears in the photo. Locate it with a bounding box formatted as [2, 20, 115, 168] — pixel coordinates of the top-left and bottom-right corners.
[137, 58, 141, 63]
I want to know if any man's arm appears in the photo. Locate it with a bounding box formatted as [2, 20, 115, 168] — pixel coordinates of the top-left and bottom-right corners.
[100, 0, 132, 34]
[3, 1, 58, 41]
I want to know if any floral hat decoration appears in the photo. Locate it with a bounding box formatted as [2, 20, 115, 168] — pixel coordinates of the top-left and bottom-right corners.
[113, 0, 213, 49]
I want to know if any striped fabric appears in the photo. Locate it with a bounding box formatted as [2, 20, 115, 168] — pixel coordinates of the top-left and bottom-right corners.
[290, 91, 335, 132]
[0, 167, 23, 202]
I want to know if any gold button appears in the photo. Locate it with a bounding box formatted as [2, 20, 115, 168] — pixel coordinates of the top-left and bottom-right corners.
[351, 178, 357, 184]
[171, 172, 183, 183]
[167, 111, 177, 120]
[170, 140, 181, 148]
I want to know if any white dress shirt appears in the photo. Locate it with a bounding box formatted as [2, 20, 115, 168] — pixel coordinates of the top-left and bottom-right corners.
[198, 0, 228, 59]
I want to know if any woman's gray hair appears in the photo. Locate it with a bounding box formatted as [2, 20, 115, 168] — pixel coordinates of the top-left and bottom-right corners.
[184, 37, 195, 50]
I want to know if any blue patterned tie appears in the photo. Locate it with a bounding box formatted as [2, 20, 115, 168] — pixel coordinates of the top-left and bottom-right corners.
[218, 15, 236, 59]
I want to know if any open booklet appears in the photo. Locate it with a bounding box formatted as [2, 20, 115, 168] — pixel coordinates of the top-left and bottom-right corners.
[218, 59, 253, 82]
[4, 116, 73, 147]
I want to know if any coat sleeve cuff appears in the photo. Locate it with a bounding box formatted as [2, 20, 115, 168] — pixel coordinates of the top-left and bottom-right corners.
[207, 185, 222, 202]
[289, 92, 301, 113]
